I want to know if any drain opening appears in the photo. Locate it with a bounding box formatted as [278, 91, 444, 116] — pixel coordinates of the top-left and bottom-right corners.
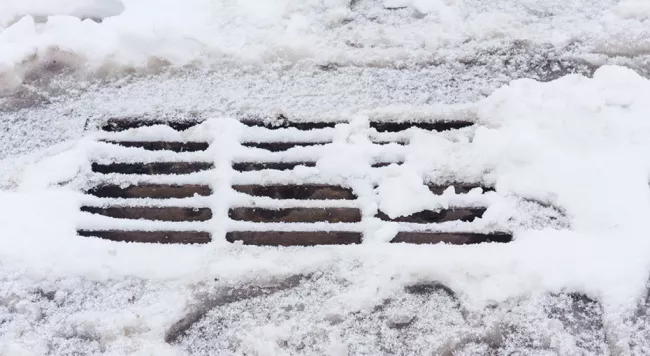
[370, 121, 474, 132]
[232, 162, 316, 172]
[226, 231, 362, 246]
[391, 232, 512, 244]
[240, 119, 340, 130]
[79, 116, 514, 246]
[372, 140, 408, 146]
[372, 161, 404, 168]
[101, 141, 209, 152]
[81, 206, 213, 222]
[92, 162, 214, 175]
[86, 184, 212, 199]
[428, 184, 494, 195]
[101, 118, 204, 132]
[376, 208, 486, 223]
[77, 230, 211, 244]
[229, 207, 361, 223]
[241, 142, 329, 152]
[81, 118, 214, 244]
[232, 185, 355, 200]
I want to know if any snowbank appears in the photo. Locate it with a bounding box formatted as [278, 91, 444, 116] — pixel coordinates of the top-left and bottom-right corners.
[1, 0, 649, 93]
[2, 63, 650, 353]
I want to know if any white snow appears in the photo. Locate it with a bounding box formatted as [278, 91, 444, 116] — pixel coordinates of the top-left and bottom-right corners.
[1, 0, 650, 93]
[2, 64, 650, 353]
[3, 0, 650, 354]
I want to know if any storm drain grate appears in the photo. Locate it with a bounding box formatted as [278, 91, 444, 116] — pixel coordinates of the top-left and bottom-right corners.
[241, 142, 329, 152]
[78, 118, 214, 244]
[77, 116, 514, 246]
[369, 120, 474, 132]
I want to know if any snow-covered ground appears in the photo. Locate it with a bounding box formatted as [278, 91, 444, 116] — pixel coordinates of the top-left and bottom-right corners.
[1, 0, 650, 80]
[2, 0, 650, 355]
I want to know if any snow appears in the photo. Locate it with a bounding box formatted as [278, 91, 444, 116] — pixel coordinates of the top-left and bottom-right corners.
[2, 65, 650, 354]
[2, 0, 650, 354]
[0, 0, 124, 27]
[1, 0, 649, 95]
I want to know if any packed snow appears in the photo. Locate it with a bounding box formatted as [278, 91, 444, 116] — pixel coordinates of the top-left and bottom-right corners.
[2, 65, 650, 354]
[1, 0, 650, 95]
[2, 0, 650, 355]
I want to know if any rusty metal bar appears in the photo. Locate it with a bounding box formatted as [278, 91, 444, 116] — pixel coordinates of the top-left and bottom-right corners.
[92, 162, 213, 175]
[370, 121, 474, 132]
[78, 230, 211, 244]
[240, 119, 338, 130]
[232, 162, 316, 172]
[101, 118, 203, 132]
[81, 206, 212, 222]
[226, 231, 361, 246]
[86, 184, 212, 199]
[102, 141, 209, 152]
[232, 184, 355, 200]
[391, 232, 512, 244]
[376, 207, 486, 223]
[241, 142, 327, 152]
[427, 184, 494, 195]
[229, 207, 361, 223]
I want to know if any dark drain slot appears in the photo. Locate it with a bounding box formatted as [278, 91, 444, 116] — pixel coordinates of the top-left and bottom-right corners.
[229, 207, 361, 223]
[102, 141, 209, 152]
[87, 184, 212, 199]
[92, 162, 214, 175]
[232, 185, 355, 200]
[376, 207, 486, 223]
[81, 206, 212, 222]
[428, 184, 495, 195]
[226, 231, 361, 246]
[78, 230, 211, 244]
[391, 232, 512, 244]
[232, 162, 316, 172]
[372, 140, 407, 146]
[370, 121, 474, 132]
[101, 118, 203, 132]
[372, 161, 403, 168]
[240, 119, 339, 130]
[241, 142, 327, 152]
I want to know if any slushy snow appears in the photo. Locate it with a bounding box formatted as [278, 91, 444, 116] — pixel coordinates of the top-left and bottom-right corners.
[2, 65, 650, 354]
[2, 0, 650, 355]
[1, 0, 650, 93]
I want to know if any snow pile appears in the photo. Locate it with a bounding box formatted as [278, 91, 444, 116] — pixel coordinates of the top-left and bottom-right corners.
[1, 65, 649, 292]
[2, 66, 650, 354]
[2, 1, 650, 354]
[477, 66, 650, 231]
[1, 0, 650, 94]
[0, 0, 124, 27]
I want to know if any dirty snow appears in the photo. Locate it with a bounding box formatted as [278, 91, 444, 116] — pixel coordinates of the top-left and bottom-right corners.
[2, 0, 650, 355]
[1, 0, 650, 94]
